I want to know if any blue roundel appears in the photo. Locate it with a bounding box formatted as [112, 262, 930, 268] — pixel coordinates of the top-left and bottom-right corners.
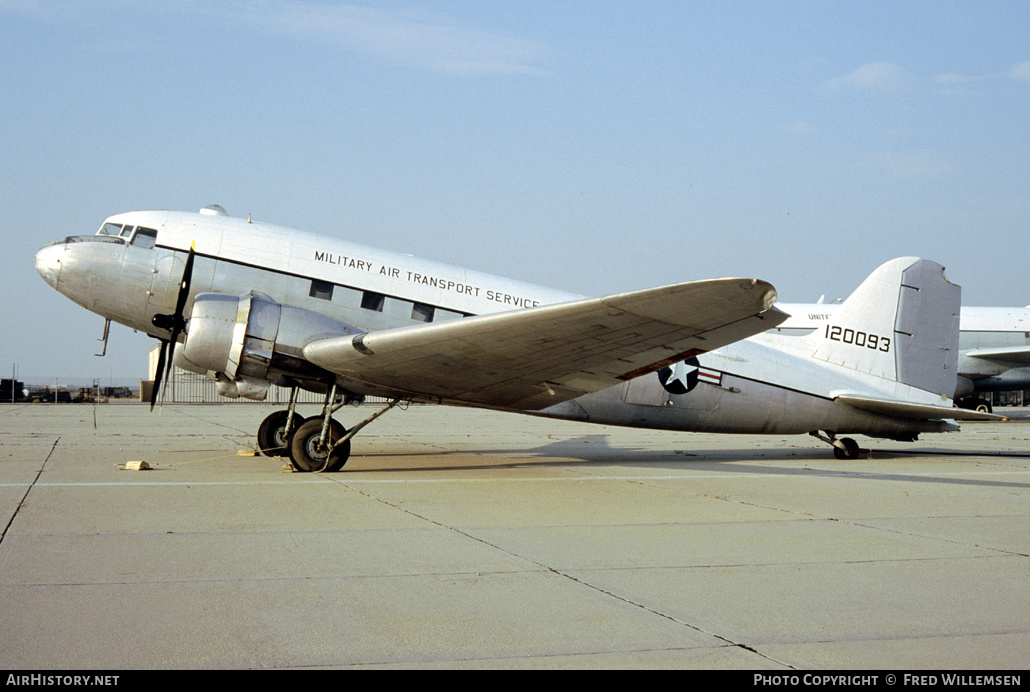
[658, 357, 700, 395]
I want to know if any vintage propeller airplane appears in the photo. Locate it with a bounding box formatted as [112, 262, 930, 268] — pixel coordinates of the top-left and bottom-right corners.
[35, 205, 996, 471]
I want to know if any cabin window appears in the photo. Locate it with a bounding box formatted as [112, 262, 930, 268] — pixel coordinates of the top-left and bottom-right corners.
[309, 279, 334, 301]
[131, 227, 158, 249]
[360, 291, 385, 312]
[411, 303, 435, 322]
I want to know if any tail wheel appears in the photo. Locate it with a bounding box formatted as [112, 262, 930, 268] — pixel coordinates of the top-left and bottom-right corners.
[833, 437, 860, 460]
[289, 418, 351, 472]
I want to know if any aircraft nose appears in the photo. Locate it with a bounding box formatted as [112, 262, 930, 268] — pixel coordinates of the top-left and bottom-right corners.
[35, 241, 65, 289]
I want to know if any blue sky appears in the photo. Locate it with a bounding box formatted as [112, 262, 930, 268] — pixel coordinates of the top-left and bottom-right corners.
[3, 1, 1028, 385]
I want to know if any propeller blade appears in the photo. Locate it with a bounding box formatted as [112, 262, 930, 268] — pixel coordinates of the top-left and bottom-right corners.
[161, 340, 176, 409]
[150, 340, 168, 412]
[173, 242, 196, 319]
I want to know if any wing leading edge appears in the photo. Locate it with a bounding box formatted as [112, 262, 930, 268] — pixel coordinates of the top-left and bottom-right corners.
[303, 278, 786, 410]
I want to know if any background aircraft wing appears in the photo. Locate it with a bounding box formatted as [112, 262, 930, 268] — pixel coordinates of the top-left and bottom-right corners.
[965, 346, 1030, 364]
[304, 278, 785, 410]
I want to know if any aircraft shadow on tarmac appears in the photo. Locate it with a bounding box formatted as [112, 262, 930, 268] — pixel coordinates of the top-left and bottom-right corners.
[348, 433, 1030, 489]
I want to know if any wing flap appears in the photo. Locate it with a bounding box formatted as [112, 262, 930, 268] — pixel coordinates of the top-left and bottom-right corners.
[835, 393, 1004, 421]
[304, 278, 785, 410]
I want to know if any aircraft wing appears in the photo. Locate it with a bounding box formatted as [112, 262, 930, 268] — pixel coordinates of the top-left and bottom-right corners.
[834, 393, 1005, 421]
[304, 278, 785, 410]
[965, 346, 1030, 364]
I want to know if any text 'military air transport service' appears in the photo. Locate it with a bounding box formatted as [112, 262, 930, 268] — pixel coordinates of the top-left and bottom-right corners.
[35, 205, 998, 472]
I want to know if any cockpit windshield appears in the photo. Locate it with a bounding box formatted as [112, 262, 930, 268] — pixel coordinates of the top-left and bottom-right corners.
[96, 223, 158, 248]
[132, 227, 157, 248]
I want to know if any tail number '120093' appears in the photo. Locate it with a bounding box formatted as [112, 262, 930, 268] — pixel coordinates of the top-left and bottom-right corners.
[825, 325, 891, 352]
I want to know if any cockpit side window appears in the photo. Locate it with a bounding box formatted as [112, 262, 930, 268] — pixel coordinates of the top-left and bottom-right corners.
[131, 227, 158, 249]
[119, 225, 134, 238]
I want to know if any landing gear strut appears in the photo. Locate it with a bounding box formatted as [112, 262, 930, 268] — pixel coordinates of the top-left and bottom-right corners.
[810, 431, 862, 460]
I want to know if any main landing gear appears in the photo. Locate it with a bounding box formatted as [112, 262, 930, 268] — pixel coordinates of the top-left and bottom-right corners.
[256, 385, 403, 472]
[810, 430, 862, 460]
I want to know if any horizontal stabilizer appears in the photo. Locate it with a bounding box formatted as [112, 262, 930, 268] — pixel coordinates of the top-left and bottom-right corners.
[834, 392, 1004, 421]
[305, 278, 786, 410]
[965, 346, 1030, 364]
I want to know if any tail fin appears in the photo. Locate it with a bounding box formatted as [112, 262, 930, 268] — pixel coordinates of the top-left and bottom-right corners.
[807, 257, 961, 399]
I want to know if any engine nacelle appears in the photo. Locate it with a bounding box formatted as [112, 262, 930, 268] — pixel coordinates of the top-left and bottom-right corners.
[178, 292, 359, 400]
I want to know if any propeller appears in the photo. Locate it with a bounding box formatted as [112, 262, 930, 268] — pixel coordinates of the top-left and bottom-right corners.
[150, 242, 196, 411]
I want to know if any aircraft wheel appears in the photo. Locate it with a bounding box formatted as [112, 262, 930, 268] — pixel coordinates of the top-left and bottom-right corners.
[289, 418, 350, 472]
[974, 399, 993, 414]
[257, 410, 293, 457]
[833, 437, 860, 460]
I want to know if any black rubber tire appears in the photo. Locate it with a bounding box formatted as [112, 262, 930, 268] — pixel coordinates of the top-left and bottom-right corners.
[257, 410, 293, 457]
[832, 437, 860, 460]
[288, 418, 350, 472]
